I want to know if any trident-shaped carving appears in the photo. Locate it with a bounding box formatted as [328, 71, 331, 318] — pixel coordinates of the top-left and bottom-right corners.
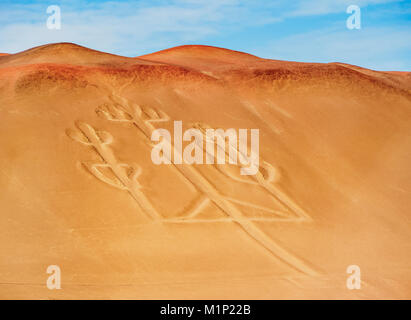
[66, 121, 162, 221]
[96, 94, 170, 136]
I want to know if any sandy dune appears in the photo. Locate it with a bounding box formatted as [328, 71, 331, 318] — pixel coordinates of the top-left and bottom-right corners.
[0, 43, 410, 299]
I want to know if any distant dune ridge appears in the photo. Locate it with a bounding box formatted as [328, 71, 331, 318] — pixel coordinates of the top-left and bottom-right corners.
[0, 43, 410, 299]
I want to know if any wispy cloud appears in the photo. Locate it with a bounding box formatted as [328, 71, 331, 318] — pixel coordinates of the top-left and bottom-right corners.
[0, 0, 280, 55]
[256, 25, 411, 70]
[288, 0, 400, 17]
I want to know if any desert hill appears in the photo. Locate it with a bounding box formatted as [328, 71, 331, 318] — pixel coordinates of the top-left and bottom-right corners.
[139, 44, 264, 71]
[0, 43, 156, 68]
[0, 43, 410, 299]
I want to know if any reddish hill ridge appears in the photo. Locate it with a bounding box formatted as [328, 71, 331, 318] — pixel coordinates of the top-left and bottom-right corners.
[0, 43, 409, 93]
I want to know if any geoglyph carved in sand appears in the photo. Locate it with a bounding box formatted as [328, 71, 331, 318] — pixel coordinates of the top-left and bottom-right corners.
[66, 92, 318, 276]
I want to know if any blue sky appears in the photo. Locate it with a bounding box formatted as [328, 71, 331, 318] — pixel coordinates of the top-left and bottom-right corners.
[0, 0, 410, 70]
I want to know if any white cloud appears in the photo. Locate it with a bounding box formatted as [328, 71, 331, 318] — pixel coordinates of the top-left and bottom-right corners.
[0, 0, 278, 55]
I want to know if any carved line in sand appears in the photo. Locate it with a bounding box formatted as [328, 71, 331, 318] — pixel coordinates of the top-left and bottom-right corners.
[192, 122, 312, 222]
[66, 121, 161, 221]
[69, 92, 318, 276]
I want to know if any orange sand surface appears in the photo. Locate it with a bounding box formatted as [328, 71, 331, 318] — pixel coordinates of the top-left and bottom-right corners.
[0, 43, 410, 299]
